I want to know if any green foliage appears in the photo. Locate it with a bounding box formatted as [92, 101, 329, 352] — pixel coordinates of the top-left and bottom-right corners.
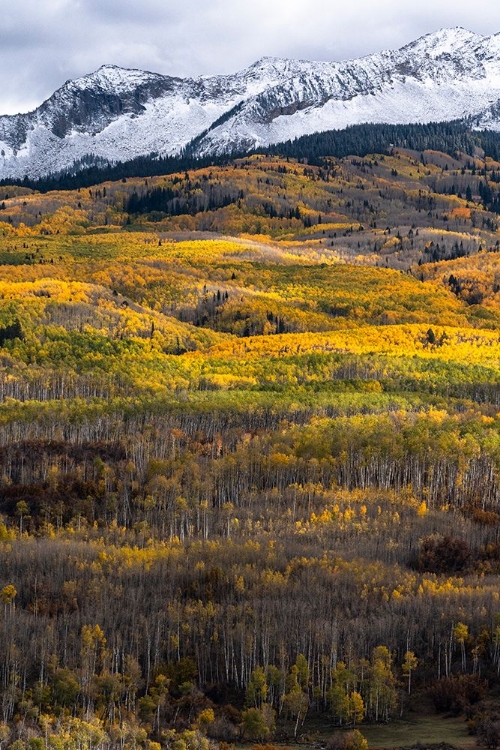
[246, 667, 268, 708]
[241, 706, 276, 741]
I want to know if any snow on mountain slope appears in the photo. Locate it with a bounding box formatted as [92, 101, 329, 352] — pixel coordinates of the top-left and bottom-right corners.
[2, 27, 500, 180]
[194, 28, 500, 155]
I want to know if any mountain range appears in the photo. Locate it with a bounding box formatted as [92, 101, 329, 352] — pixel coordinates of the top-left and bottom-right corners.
[2, 26, 500, 180]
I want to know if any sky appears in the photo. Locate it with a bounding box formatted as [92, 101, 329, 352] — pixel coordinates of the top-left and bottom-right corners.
[2, 0, 500, 116]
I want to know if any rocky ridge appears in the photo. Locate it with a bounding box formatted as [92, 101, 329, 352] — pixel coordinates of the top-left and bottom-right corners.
[2, 27, 500, 179]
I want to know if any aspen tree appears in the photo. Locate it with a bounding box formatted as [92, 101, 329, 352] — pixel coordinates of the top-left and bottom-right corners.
[402, 651, 418, 695]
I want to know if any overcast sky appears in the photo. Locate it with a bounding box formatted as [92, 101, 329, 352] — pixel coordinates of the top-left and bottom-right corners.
[2, 0, 500, 116]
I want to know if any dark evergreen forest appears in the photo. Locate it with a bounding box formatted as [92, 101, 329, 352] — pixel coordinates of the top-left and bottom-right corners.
[6, 121, 500, 194]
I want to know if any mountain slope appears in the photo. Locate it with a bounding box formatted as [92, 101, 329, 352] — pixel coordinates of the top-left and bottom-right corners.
[3, 27, 500, 179]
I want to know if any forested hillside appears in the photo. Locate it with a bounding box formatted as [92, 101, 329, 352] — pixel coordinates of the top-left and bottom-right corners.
[1, 153, 500, 749]
[7, 121, 500, 194]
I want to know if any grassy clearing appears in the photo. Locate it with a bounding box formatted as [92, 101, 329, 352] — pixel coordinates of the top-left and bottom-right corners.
[291, 711, 476, 750]
[359, 714, 475, 749]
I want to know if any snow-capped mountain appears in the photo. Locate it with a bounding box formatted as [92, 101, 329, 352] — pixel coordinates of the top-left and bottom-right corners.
[3, 27, 500, 180]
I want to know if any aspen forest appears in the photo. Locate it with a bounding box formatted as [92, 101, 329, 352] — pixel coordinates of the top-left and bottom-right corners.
[2, 150, 500, 748]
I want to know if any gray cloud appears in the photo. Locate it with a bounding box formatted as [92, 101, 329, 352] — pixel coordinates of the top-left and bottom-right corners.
[2, 0, 500, 115]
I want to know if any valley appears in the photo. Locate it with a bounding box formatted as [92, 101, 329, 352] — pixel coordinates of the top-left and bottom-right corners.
[0, 149, 500, 748]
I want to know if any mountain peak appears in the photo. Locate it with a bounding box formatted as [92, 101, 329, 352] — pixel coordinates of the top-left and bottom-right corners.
[96, 63, 123, 71]
[403, 26, 484, 56]
[68, 64, 162, 93]
[245, 56, 299, 74]
[2, 27, 500, 180]
[251, 56, 286, 65]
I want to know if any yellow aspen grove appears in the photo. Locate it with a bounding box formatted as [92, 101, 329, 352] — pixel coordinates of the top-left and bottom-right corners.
[2, 149, 500, 744]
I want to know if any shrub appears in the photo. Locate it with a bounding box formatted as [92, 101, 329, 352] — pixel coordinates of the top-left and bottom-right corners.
[417, 534, 471, 573]
[429, 675, 487, 714]
[326, 729, 368, 750]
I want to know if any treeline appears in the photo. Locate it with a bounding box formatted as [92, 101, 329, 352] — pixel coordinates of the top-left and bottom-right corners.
[0, 153, 236, 194]
[126, 185, 243, 218]
[265, 121, 491, 163]
[7, 120, 500, 193]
